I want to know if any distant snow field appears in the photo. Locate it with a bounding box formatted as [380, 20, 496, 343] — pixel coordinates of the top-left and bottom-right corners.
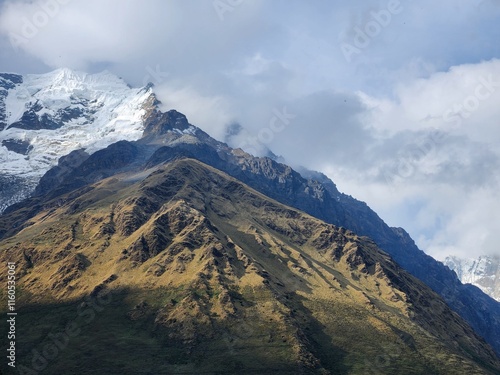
[445, 255, 500, 301]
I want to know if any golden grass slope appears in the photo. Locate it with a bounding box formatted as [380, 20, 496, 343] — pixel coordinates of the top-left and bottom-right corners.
[1, 158, 499, 374]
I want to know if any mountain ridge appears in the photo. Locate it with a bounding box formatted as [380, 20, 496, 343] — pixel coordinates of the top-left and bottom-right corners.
[1, 157, 500, 374]
[1, 69, 500, 360]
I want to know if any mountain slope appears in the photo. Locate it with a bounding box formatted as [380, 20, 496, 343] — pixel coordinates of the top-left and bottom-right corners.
[139, 109, 500, 358]
[2, 101, 500, 359]
[1, 158, 500, 374]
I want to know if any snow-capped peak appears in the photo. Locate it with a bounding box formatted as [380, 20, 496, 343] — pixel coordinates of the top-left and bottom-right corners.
[28, 68, 131, 95]
[444, 255, 500, 302]
[0, 68, 156, 212]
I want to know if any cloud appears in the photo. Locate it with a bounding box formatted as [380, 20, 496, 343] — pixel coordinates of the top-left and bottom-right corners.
[0, 0, 500, 261]
[155, 84, 234, 142]
[0, 0, 269, 76]
[322, 59, 500, 260]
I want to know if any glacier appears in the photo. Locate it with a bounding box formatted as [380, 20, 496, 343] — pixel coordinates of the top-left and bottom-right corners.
[445, 255, 500, 302]
[0, 68, 155, 212]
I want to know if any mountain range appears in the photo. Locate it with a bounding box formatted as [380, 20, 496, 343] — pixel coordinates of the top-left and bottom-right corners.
[0, 68, 153, 212]
[1, 69, 500, 374]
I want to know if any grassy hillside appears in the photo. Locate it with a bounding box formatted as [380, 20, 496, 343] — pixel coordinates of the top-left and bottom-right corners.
[1, 159, 499, 374]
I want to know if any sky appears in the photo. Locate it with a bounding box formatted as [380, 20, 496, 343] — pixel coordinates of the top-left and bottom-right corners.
[0, 0, 500, 261]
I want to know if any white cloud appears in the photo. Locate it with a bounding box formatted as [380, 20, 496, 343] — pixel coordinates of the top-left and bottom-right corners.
[318, 60, 500, 260]
[155, 84, 233, 142]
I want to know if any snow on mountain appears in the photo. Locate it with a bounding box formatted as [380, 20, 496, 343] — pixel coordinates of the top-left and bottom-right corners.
[444, 255, 500, 301]
[0, 68, 156, 212]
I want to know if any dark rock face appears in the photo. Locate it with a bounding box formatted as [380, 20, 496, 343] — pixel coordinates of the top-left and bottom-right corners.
[143, 109, 191, 137]
[10, 101, 62, 130]
[7, 97, 97, 132]
[56, 106, 88, 123]
[1, 139, 33, 155]
[34, 149, 90, 196]
[73, 140, 139, 175]
[35, 141, 139, 199]
[0, 73, 23, 88]
[145, 146, 195, 168]
[0, 90, 7, 131]
[6, 108, 500, 357]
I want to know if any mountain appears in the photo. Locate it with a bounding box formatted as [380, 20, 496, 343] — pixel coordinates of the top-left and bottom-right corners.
[0, 68, 155, 212]
[1, 69, 500, 365]
[445, 256, 500, 302]
[1, 155, 500, 374]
